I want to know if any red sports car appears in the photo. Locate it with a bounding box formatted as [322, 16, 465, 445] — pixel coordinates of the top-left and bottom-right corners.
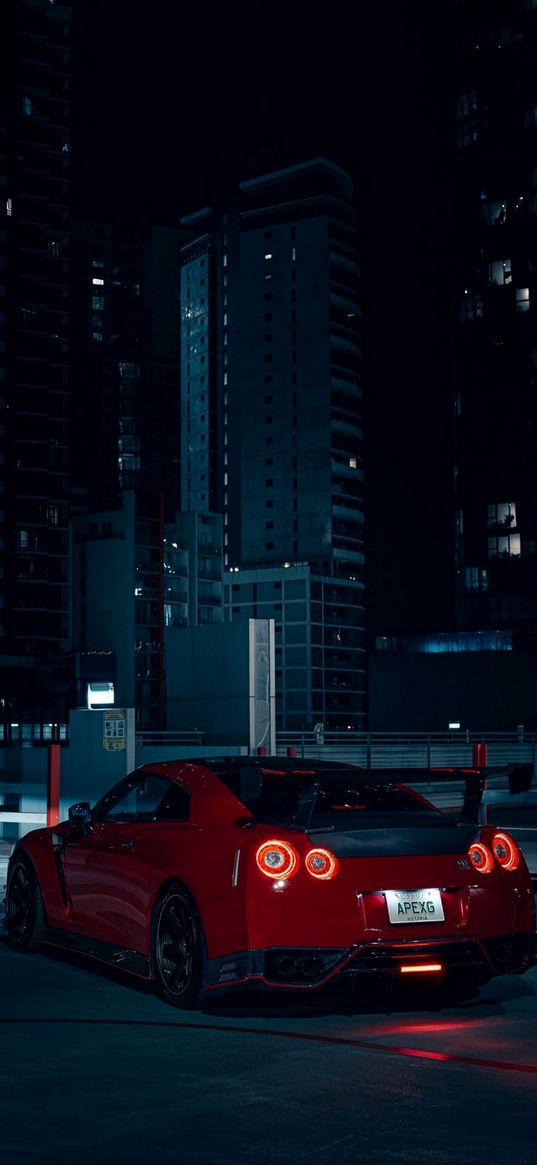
[4, 757, 536, 1008]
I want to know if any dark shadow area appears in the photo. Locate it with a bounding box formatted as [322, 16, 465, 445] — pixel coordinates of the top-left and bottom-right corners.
[6, 934, 532, 1021]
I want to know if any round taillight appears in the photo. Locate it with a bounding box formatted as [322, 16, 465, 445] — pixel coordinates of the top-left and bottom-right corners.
[256, 840, 299, 880]
[468, 841, 494, 874]
[305, 847, 339, 880]
[492, 831, 520, 871]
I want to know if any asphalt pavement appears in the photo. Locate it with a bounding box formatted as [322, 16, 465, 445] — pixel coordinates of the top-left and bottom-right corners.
[2, 929, 537, 1164]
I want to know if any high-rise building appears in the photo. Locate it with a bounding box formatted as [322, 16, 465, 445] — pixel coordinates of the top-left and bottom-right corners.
[453, 0, 537, 634]
[70, 220, 183, 518]
[180, 158, 365, 730]
[0, 0, 72, 720]
[69, 219, 188, 728]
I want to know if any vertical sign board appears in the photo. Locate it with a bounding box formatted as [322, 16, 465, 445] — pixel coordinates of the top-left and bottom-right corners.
[103, 709, 126, 751]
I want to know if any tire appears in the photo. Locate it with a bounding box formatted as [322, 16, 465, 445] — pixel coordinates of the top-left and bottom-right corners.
[152, 884, 206, 1010]
[5, 856, 46, 952]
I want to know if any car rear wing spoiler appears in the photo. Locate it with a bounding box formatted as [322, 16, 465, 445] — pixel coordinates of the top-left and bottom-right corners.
[384, 763, 533, 824]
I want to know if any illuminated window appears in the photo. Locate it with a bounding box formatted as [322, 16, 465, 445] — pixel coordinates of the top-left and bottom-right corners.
[488, 259, 511, 285]
[264, 253, 272, 260]
[481, 200, 506, 227]
[488, 534, 521, 558]
[6, 197, 12, 217]
[92, 277, 104, 286]
[92, 296, 104, 310]
[516, 287, 530, 312]
[465, 567, 488, 592]
[488, 501, 517, 529]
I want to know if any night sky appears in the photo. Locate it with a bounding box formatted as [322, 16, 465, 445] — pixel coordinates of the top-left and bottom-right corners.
[73, 1, 454, 640]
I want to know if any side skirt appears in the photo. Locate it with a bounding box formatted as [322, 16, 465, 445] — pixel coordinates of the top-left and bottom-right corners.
[44, 926, 152, 980]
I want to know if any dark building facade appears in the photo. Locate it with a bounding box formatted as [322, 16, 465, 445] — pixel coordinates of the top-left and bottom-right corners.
[70, 220, 182, 518]
[0, 0, 72, 719]
[369, 0, 537, 732]
[69, 219, 185, 728]
[180, 159, 366, 730]
[453, 0, 537, 634]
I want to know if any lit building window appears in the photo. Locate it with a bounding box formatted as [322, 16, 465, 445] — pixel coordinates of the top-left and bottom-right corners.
[92, 277, 104, 286]
[264, 253, 272, 260]
[464, 567, 488, 592]
[481, 200, 507, 227]
[487, 502, 517, 529]
[6, 197, 12, 217]
[488, 534, 521, 558]
[92, 296, 104, 310]
[488, 259, 512, 285]
[516, 287, 530, 312]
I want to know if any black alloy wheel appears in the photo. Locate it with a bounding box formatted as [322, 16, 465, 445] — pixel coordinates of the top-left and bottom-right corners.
[5, 856, 46, 952]
[153, 885, 205, 1009]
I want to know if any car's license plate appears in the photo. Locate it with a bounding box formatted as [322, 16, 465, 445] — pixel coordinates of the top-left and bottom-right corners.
[384, 888, 445, 924]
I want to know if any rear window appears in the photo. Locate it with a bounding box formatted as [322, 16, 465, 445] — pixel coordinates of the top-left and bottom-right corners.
[220, 767, 436, 829]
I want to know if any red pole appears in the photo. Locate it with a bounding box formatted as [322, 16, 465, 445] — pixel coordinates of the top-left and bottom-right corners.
[472, 742, 488, 825]
[47, 743, 60, 827]
[472, 743, 487, 768]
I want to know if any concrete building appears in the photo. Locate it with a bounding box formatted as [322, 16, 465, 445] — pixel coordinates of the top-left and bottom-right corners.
[72, 493, 224, 728]
[180, 158, 365, 730]
[0, 0, 73, 720]
[225, 564, 364, 733]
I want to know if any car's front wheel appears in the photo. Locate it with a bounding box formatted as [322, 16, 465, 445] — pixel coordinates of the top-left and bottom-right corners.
[5, 856, 46, 952]
[152, 884, 206, 1009]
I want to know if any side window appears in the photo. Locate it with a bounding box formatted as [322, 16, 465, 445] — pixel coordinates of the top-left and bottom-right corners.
[155, 781, 190, 822]
[93, 772, 190, 823]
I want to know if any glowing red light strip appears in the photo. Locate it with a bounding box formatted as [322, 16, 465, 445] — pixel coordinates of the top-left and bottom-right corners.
[4, 1018, 537, 1076]
[399, 963, 443, 974]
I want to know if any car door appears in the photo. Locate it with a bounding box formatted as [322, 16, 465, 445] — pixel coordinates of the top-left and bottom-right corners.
[119, 777, 192, 953]
[61, 773, 169, 948]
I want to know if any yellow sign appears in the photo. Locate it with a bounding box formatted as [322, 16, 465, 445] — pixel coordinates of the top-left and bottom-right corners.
[103, 709, 126, 751]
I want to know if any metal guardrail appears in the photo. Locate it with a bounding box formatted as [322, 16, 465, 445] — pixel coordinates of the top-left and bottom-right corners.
[276, 732, 537, 770]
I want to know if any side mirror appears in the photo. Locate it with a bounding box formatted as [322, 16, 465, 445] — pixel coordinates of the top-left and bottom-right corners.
[68, 802, 92, 831]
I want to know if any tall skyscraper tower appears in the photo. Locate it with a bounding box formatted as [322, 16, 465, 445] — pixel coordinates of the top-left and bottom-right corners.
[180, 158, 365, 730]
[0, 0, 72, 719]
[453, 0, 537, 634]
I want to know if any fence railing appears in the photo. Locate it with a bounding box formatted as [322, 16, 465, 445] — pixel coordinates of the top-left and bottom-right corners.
[275, 731, 537, 770]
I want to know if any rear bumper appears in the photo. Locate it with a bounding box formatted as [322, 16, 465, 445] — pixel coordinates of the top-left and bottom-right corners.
[204, 932, 537, 995]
